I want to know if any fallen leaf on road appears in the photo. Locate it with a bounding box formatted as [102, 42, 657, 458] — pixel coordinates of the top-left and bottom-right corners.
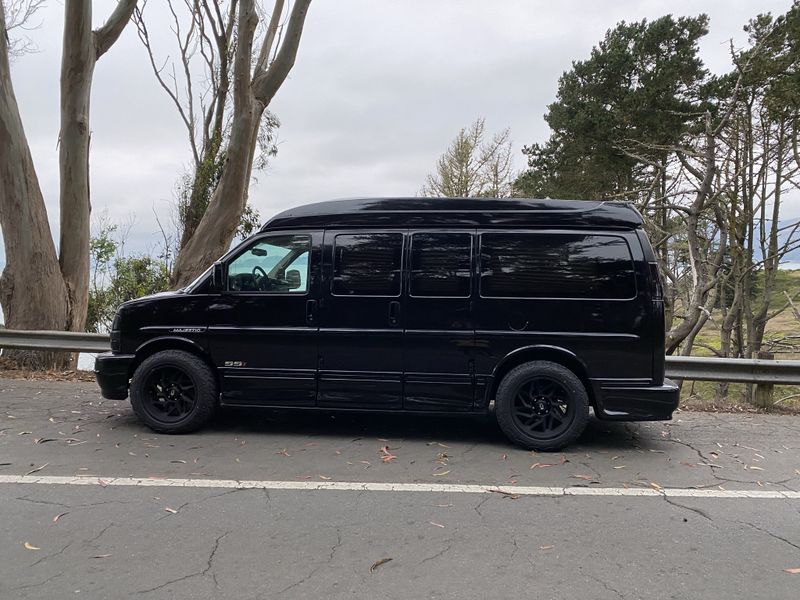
[612, 465, 627, 469]
[500, 454, 508, 460]
[539, 545, 554, 550]
[52, 512, 68, 523]
[530, 455, 568, 469]
[170, 460, 186, 464]
[379, 446, 397, 463]
[18, 431, 32, 435]
[747, 466, 764, 471]
[25, 463, 48, 476]
[432, 470, 451, 477]
[34, 438, 56, 444]
[489, 489, 520, 499]
[650, 482, 663, 491]
[98, 478, 108, 487]
[784, 567, 800, 574]
[319, 475, 332, 480]
[276, 449, 291, 457]
[429, 521, 445, 528]
[571, 474, 594, 481]
[91, 554, 112, 559]
[369, 557, 393, 573]
[795, 469, 800, 476]
[23, 542, 40, 550]
[164, 507, 178, 514]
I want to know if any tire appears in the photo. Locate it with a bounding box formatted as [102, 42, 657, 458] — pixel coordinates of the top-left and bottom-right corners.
[495, 361, 589, 451]
[130, 350, 218, 434]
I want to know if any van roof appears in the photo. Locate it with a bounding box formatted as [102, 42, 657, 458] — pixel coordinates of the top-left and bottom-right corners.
[261, 197, 644, 230]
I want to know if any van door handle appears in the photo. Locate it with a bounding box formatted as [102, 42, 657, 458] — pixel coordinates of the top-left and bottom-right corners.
[388, 300, 400, 327]
[306, 299, 317, 325]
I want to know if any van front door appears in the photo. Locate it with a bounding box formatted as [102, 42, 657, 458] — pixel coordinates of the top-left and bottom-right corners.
[209, 231, 321, 406]
[318, 231, 405, 409]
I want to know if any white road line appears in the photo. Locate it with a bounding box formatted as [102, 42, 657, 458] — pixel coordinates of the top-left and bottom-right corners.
[0, 475, 798, 499]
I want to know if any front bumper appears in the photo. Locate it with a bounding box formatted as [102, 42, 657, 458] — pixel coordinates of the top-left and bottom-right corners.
[94, 352, 135, 400]
[592, 378, 680, 421]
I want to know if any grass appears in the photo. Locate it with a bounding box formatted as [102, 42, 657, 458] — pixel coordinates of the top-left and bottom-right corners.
[679, 269, 800, 414]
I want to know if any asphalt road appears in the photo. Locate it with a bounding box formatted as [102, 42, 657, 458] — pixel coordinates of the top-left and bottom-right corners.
[1, 378, 799, 599]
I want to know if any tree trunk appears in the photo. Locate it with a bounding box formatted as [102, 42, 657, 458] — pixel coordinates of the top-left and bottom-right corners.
[1, 1, 136, 368]
[171, 0, 312, 288]
[171, 99, 262, 287]
[0, 3, 71, 367]
[59, 0, 97, 335]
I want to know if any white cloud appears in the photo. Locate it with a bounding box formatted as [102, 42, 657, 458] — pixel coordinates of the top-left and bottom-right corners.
[1, 0, 796, 265]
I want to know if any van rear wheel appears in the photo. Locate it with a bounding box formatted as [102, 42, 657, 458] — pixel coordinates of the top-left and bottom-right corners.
[130, 350, 217, 434]
[495, 361, 589, 450]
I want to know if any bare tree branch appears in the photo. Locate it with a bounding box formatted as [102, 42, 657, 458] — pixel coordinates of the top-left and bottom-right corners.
[95, 0, 137, 59]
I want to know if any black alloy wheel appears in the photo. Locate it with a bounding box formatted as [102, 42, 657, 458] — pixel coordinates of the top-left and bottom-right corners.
[130, 350, 218, 434]
[142, 366, 197, 423]
[511, 376, 574, 439]
[495, 361, 589, 450]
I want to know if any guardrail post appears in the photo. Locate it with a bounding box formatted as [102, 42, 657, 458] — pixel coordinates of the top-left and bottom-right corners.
[753, 351, 775, 409]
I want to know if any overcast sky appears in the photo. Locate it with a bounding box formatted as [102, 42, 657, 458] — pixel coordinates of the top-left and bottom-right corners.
[2, 0, 795, 260]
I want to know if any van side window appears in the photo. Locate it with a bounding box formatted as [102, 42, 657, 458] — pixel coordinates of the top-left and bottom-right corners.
[332, 233, 403, 296]
[480, 233, 636, 299]
[410, 233, 472, 298]
[228, 234, 310, 293]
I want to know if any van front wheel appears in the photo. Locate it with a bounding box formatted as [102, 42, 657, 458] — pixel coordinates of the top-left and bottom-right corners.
[130, 350, 217, 434]
[495, 361, 589, 451]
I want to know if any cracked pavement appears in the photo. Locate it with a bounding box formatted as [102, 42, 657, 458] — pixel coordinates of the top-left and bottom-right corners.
[1, 378, 800, 598]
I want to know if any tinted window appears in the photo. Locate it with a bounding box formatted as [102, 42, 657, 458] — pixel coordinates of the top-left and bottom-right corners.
[410, 233, 472, 297]
[480, 233, 635, 299]
[228, 234, 310, 293]
[332, 233, 403, 296]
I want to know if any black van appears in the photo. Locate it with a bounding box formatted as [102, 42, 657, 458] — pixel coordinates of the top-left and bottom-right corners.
[95, 198, 678, 450]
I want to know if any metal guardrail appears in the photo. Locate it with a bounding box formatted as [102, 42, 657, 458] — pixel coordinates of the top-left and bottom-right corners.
[2, 329, 800, 385]
[0, 329, 111, 353]
[665, 355, 800, 385]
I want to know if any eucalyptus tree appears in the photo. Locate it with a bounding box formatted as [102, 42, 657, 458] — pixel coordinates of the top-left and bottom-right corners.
[136, 0, 314, 288]
[0, 0, 137, 366]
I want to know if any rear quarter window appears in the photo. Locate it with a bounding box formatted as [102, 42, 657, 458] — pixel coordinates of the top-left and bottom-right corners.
[479, 232, 636, 299]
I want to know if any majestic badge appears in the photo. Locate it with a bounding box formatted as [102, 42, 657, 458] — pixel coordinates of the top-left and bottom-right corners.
[170, 328, 204, 333]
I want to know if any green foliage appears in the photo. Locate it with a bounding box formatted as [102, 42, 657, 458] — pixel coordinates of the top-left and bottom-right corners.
[86, 227, 170, 333]
[742, 3, 800, 119]
[515, 14, 712, 199]
[422, 118, 514, 198]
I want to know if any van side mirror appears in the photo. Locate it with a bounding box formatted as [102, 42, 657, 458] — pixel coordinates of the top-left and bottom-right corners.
[286, 269, 301, 290]
[210, 261, 227, 292]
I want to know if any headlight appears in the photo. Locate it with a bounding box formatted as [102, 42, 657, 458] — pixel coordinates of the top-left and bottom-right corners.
[110, 310, 122, 352]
